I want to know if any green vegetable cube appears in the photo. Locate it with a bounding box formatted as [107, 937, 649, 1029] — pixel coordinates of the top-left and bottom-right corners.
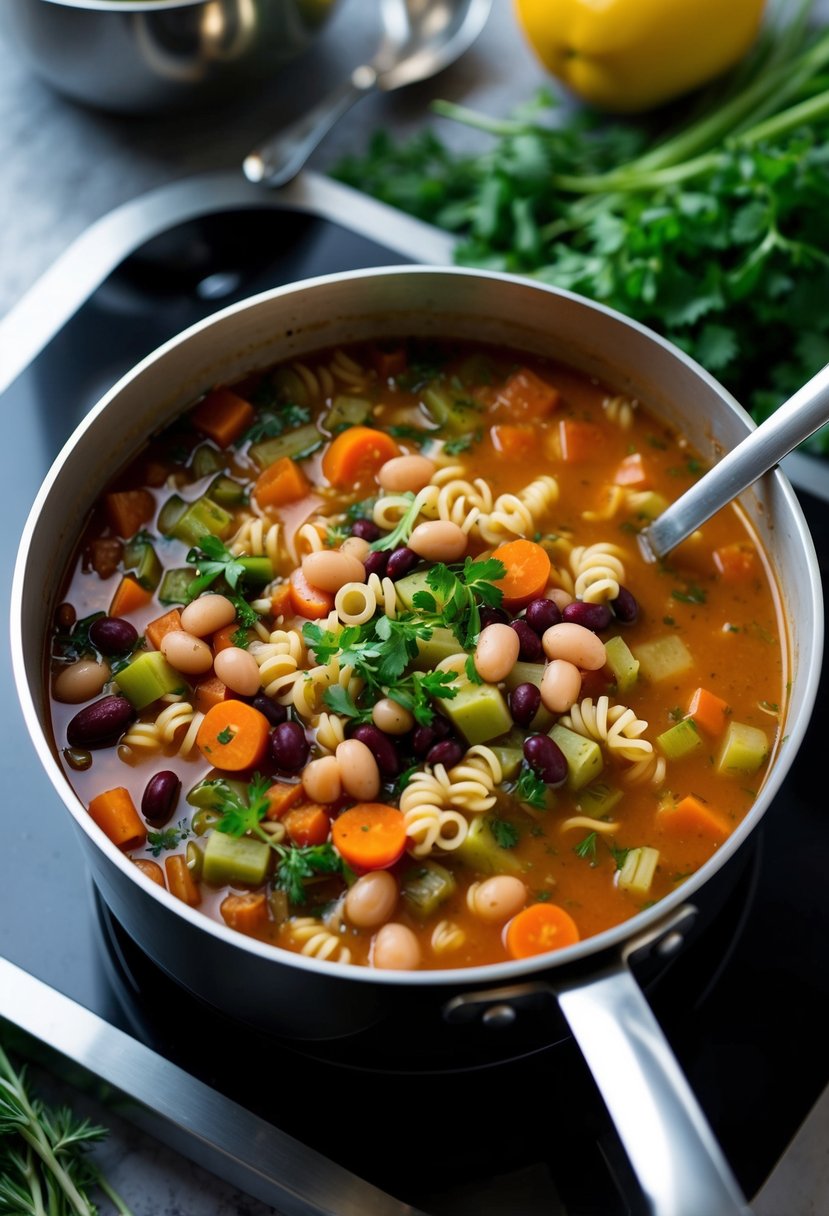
[158, 494, 186, 535]
[412, 626, 464, 671]
[439, 682, 512, 744]
[187, 777, 249, 811]
[402, 861, 457, 918]
[208, 474, 246, 506]
[324, 395, 372, 432]
[549, 724, 603, 791]
[576, 782, 623, 818]
[158, 568, 194, 605]
[604, 635, 639, 694]
[422, 384, 481, 435]
[656, 718, 702, 761]
[249, 423, 320, 470]
[115, 651, 183, 710]
[191, 444, 226, 478]
[618, 846, 660, 897]
[491, 746, 524, 782]
[454, 816, 522, 876]
[633, 635, 693, 683]
[170, 496, 233, 546]
[123, 537, 162, 592]
[716, 721, 769, 776]
[236, 555, 274, 588]
[504, 661, 546, 692]
[627, 491, 670, 520]
[203, 831, 270, 886]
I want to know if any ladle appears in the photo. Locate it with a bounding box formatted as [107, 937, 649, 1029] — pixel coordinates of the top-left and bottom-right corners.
[243, 0, 492, 188]
[640, 362, 829, 561]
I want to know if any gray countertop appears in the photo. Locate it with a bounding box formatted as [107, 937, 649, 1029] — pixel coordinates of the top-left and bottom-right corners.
[2, 2, 829, 1212]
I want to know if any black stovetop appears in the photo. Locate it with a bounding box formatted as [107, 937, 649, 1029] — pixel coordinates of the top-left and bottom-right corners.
[2, 205, 828, 1215]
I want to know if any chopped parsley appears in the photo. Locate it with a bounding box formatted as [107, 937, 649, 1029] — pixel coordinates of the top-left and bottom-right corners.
[242, 403, 310, 443]
[444, 428, 483, 456]
[515, 763, 548, 810]
[574, 832, 598, 864]
[671, 584, 708, 605]
[147, 819, 191, 857]
[489, 818, 520, 849]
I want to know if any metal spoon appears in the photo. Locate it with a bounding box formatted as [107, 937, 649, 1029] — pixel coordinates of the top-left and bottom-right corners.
[639, 363, 829, 562]
[243, 0, 492, 188]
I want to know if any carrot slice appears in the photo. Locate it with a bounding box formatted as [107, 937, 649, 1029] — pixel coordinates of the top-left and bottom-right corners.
[109, 574, 152, 619]
[614, 452, 649, 487]
[321, 427, 400, 488]
[492, 539, 551, 609]
[212, 623, 249, 653]
[289, 568, 334, 620]
[105, 489, 155, 539]
[506, 903, 580, 958]
[220, 891, 269, 934]
[193, 675, 229, 714]
[490, 424, 536, 460]
[284, 804, 331, 847]
[270, 583, 294, 619]
[687, 687, 730, 736]
[145, 608, 183, 652]
[88, 787, 147, 850]
[191, 387, 255, 449]
[253, 456, 311, 509]
[332, 803, 407, 871]
[558, 419, 604, 463]
[133, 858, 166, 887]
[496, 368, 561, 419]
[713, 542, 758, 581]
[165, 855, 201, 906]
[196, 700, 271, 771]
[659, 795, 730, 842]
[265, 782, 306, 821]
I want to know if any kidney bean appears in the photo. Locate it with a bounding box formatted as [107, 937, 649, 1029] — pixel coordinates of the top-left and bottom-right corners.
[611, 585, 640, 624]
[352, 723, 400, 779]
[523, 734, 568, 786]
[66, 696, 135, 750]
[432, 714, 452, 739]
[63, 747, 92, 771]
[56, 602, 76, 630]
[426, 739, 465, 769]
[509, 682, 542, 728]
[88, 615, 139, 655]
[510, 619, 544, 662]
[351, 517, 381, 543]
[386, 546, 419, 581]
[563, 600, 613, 633]
[363, 549, 390, 579]
[251, 693, 287, 726]
[141, 770, 181, 826]
[270, 721, 309, 771]
[411, 725, 437, 757]
[524, 597, 562, 636]
[479, 605, 510, 630]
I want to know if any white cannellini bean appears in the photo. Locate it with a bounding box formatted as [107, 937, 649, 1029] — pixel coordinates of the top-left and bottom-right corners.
[302, 756, 342, 803]
[345, 871, 399, 929]
[340, 536, 372, 562]
[372, 697, 415, 735]
[372, 922, 422, 970]
[213, 646, 261, 696]
[180, 593, 236, 637]
[542, 622, 607, 671]
[546, 587, 574, 611]
[469, 876, 527, 924]
[474, 623, 520, 684]
[377, 454, 436, 493]
[336, 739, 381, 801]
[302, 549, 367, 592]
[408, 520, 467, 562]
[53, 658, 111, 704]
[540, 659, 582, 714]
[160, 630, 214, 675]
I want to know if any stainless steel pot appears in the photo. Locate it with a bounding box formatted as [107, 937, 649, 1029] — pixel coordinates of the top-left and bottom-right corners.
[12, 267, 823, 1215]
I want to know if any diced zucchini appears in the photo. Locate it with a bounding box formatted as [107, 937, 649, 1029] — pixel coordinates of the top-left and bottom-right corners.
[617, 846, 660, 897]
[440, 682, 513, 744]
[169, 496, 233, 546]
[401, 861, 457, 919]
[576, 782, 623, 818]
[454, 816, 522, 876]
[249, 424, 320, 470]
[549, 724, 604, 791]
[324, 395, 372, 432]
[191, 444, 226, 478]
[412, 626, 462, 671]
[236, 555, 274, 588]
[114, 651, 183, 709]
[504, 661, 546, 692]
[202, 831, 270, 887]
[627, 491, 670, 521]
[657, 718, 703, 761]
[158, 568, 193, 605]
[633, 635, 693, 683]
[187, 776, 249, 811]
[604, 635, 640, 695]
[422, 384, 482, 435]
[716, 721, 769, 776]
[123, 537, 162, 592]
[395, 570, 441, 613]
[157, 494, 186, 535]
[491, 746, 524, 782]
[208, 474, 246, 506]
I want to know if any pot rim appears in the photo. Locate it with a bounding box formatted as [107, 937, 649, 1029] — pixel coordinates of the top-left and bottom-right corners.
[12, 264, 824, 989]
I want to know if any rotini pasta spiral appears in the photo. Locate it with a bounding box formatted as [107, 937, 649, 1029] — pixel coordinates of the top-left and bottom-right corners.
[431, 921, 466, 954]
[249, 628, 305, 701]
[623, 753, 668, 787]
[229, 515, 282, 565]
[603, 394, 637, 429]
[285, 917, 351, 964]
[560, 696, 654, 763]
[399, 773, 469, 858]
[288, 658, 361, 720]
[313, 711, 347, 754]
[119, 699, 204, 759]
[570, 543, 627, 603]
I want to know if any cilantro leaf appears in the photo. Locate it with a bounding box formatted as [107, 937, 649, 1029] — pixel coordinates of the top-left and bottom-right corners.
[273, 844, 342, 905]
[215, 774, 273, 837]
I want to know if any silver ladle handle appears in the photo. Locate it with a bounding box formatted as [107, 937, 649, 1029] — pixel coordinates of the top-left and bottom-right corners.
[243, 66, 378, 188]
[641, 362, 829, 561]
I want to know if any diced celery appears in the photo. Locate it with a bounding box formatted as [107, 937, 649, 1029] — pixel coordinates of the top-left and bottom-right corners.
[123, 537, 162, 592]
[401, 861, 457, 919]
[604, 635, 640, 695]
[208, 474, 246, 506]
[158, 494, 186, 535]
[191, 444, 226, 478]
[617, 846, 660, 897]
[412, 626, 462, 671]
[236, 555, 274, 588]
[633, 635, 693, 683]
[422, 384, 482, 435]
[249, 424, 320, 470]
[440, 682, 513, 744]
[627, 491, 670, 521]
[169, 496, 233, 546]
[491, 746, 524, 781]
[114, 651, 183, 709]
[158, 568, 193, 605]
[187, 776, 249, 811]
[549, 724, 604, 791]
[324, 395, 372, 432]
[657, 719, 703, 761]
[716, 721, 769, 777]
[576, 782, 623, 818]
[454, 816, 522, 876]
[202, 831, 270, 887]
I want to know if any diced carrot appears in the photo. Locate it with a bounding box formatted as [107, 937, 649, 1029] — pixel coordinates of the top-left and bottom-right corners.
[133, 858, 166, 887]
[196, 700, 271, 771]
[687, 687, 730, 736]
[191, 387, 255, 449]
[220, 891, 269, 935]
[270, 583, 294, 619]
[264, 782, 306, 821]
[713, 543, 758, 581]
[332, 803, 407, 871]
[146, 608, 183, 651]
[88, 787, 147, 850]
[165, 855, 201, 906]
[193, 675, 229, 714]
[371, 344, 407, 379]
[492, 539, 552, 610]
[289, 568, 334, 620]
[105, 489, 156, 539]
[253, 456, 311, 510]
[109, 575, 152, 619]
[212, 624, 247, 653]
[321, 426, 400, 488]
[284, 804, 331, 847]
[558, 419, 605, 463]
[506, 903, 580, 959]
[490, 424, 536, 460]
[496, 368, 561, 419]
[614, 452, 649, 487]
[90, 537, 123, 579]
[658, 795, 730, 842]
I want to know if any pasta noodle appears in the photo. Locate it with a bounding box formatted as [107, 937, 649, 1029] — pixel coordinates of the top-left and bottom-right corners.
[431, 921, 466, 954]
[559, 815, 621, 835]
[119, 699, 204, 759]
[560, 696, 654, 763]
[285, 917, 351, 964]
[334, 572, 397, 627]
[569, 543, 627, 603]
[603, 394, 638, 429]
[313, 711, 347, 754]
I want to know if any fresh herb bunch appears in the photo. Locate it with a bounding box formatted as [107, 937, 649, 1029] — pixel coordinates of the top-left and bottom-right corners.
[334, 0, 829, 450]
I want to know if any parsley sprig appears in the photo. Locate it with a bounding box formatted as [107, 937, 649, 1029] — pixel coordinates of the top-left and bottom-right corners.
[147, 819, 191, 857]
[185, 535, 246, 600]
[368, 492, 422, 552]
[412, 557, 506, 648]
[242, 403, 310, 443]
